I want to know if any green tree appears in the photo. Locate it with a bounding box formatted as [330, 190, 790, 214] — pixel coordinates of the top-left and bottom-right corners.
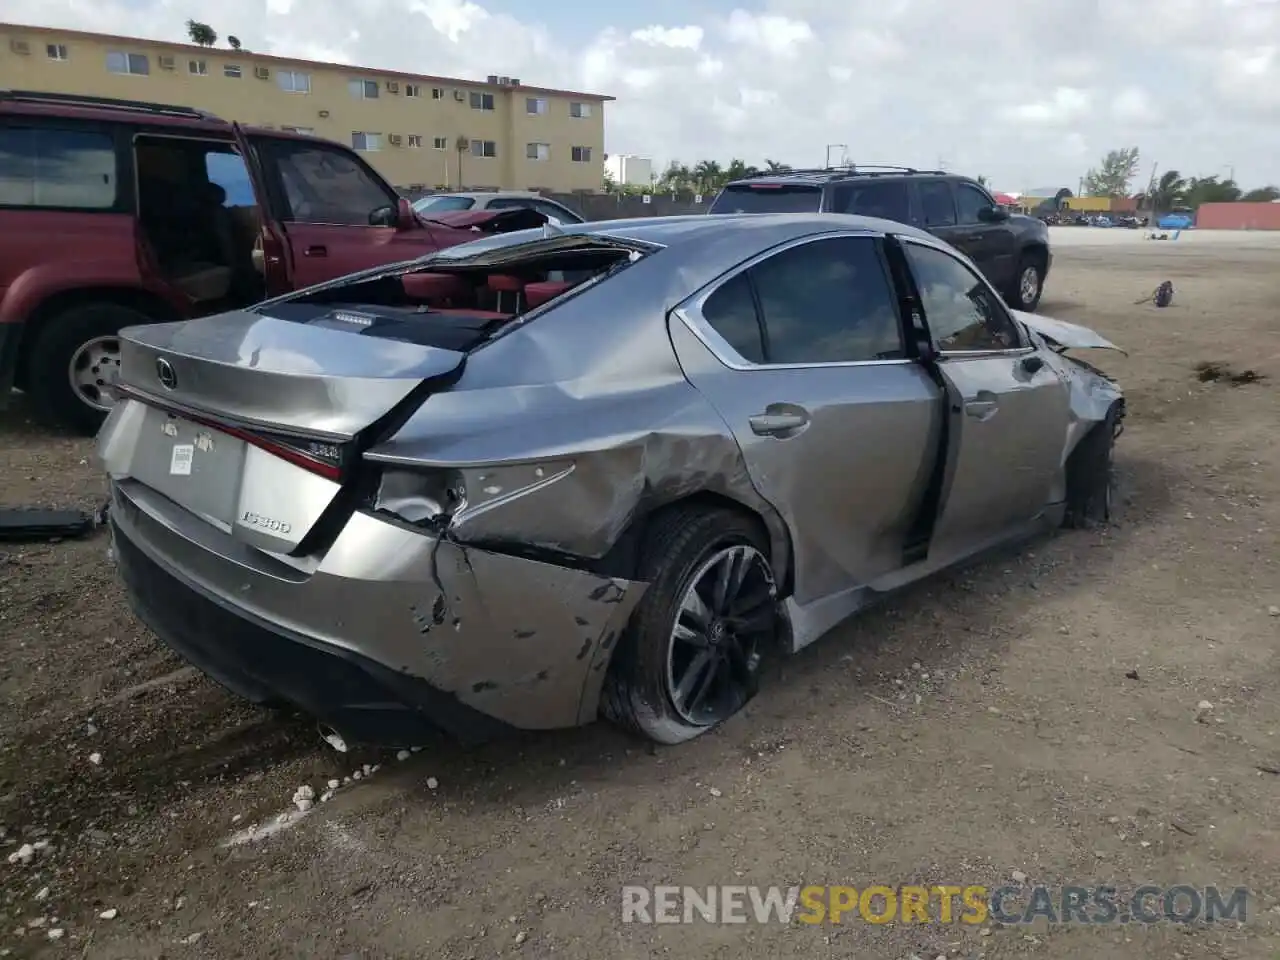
[1183, 175, 1241, 208]
[227, 35, 242, 51]
[764, 159, 792, 173]
[1241, 185, 1280, 202]
[1147, 170, 1187, 211]
[693, 160, 724, 192]
[1082, 147, 1140, 197]
[186, 20, 217, 47]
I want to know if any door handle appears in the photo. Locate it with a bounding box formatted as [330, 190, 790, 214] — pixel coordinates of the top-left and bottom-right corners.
[964, 399, 998, 419]
[965, 232, 984, 242]
[749, 412, 809, 437]
[304, 245, 328, 257]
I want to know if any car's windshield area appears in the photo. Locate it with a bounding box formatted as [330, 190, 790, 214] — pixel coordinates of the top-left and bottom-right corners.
[413, 195, 476, 213]
[708, 185, 822, 214]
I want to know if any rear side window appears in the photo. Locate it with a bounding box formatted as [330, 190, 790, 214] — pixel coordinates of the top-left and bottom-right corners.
[835, 180, 911, 223]
[204, 152, 256, 207]
[702, 272, 765, 363]
[709, 184, 822, 214]
[699, 236, 904, 365]
[0, 126, 118, 209]
[918, 181, 956, 227]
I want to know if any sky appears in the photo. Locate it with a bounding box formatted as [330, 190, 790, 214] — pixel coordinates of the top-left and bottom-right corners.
[8, 0, 1280, 192]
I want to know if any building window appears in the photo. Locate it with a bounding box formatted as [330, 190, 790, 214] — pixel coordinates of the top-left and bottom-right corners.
[351, 132, 382, 152]
[46, 44, 68, 61]
[431, 87, 444, 100]
[432, 136, 448, 150]
[224, 64, 242, 78]
[526, 142, 550, 161]
[188, 59, 208, 76]
[469, 92, 495, 111]
[105, 51, 149, 76]
[571, 146, 593, 163]
[277, 70, 311, 94]
[405, 84, 421, 98]
[0, 127, 117, 209]
[407, 134, 423, 148]
[470, 139, 497, 158]
[349, 78, 379, 100]
[281, 125, 315, 135]
[526, 97, 547, 115]
[569, 102, 592, 119]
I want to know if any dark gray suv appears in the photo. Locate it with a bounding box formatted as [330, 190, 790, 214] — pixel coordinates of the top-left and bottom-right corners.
[708, 166, 1052, 312]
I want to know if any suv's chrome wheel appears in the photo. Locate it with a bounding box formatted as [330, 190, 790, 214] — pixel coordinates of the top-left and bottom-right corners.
[68, 335, 121, 412]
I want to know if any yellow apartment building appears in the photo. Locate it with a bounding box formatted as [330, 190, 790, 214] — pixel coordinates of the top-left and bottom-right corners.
[0, 22, 612, 192]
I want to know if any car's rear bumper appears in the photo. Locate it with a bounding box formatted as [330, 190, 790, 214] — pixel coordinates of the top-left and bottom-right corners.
[108, 480, 645, 746]
[0, 321, 22, 407]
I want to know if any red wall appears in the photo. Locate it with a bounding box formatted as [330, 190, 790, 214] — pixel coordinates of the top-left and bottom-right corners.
[1196, 202, 1280, 230]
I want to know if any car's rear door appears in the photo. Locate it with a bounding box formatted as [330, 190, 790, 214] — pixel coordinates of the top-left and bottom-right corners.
[247, 134, 441, 288]
[669, 232, 943, 635]
[897, 237, 1068, 565]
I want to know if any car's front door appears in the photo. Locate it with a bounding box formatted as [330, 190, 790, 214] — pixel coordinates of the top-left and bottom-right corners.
[899, 238, 1069, 565]
[953, 181, 1018, 289]
[670, 233, 944, 611]
[249, 136, 442, 288]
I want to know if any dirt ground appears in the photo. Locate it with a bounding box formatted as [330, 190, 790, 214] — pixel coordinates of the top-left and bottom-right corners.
[2, 233, 1279, 960]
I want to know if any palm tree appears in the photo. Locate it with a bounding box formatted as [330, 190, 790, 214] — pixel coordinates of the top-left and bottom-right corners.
[186, 20, 217, 47]
[1149, 170, 1186, 212]
[693, 160, 723, 193]
[764, 159, 792, 173]
[454, 135, 469, 189]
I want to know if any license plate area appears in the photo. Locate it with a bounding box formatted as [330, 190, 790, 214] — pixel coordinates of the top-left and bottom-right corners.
[128, 406, 247, 531]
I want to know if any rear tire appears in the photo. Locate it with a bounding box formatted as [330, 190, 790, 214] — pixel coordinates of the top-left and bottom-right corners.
[1062, 405, 1120, 529]
[1006, 253, 1046, 312]
[26, 303, 153, 435]
[602, 505, 783, 745]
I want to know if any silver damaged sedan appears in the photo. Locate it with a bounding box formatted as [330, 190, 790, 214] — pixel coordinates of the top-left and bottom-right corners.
[99, 214, 1125, 747]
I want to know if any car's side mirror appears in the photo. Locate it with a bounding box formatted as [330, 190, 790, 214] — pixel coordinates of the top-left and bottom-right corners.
[395, 196, 418, 231]
[977, 205, 1010, 223]
[368, 204, 397, 227]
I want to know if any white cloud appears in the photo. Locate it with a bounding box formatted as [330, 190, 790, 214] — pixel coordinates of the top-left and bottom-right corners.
[6, 0, 1280, 190]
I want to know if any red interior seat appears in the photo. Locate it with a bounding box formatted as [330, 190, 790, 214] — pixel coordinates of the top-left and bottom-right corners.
[487, 274, 526, 312]
[524, 280, 573, 309]
[402, 272, 470, 305]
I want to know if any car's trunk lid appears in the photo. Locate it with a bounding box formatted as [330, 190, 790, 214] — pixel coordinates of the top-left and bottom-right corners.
[100, 309, 466, 554]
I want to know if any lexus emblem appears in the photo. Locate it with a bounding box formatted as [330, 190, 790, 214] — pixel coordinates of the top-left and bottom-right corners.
[156, 357, 177, 390]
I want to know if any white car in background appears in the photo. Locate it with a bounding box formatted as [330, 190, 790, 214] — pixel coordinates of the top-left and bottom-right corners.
[412, 191, 586, 226]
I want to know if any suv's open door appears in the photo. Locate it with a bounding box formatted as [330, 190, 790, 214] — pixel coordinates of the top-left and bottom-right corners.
[231, 122, 294, 296]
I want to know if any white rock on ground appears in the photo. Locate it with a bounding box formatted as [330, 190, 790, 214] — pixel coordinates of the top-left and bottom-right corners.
[292, 785, 316, 813]
[7, 844, 35, 865]
[426, 777, 439, 790]
[47, 929, 64, 941]
[34, 887, 48, 901]
[327, 779, 340, 791]
[396, 750, 411, 761]
[88, 752, 102, 765]
[1196, 700, 1214, 721]
[99, 909, 118, 920]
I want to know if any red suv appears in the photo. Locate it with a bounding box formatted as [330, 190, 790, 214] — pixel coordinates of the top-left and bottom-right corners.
[0, 90, 543, 433]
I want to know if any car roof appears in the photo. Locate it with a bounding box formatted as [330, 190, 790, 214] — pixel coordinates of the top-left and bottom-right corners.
[0, 90, 323, 143]
[568, 212, 938, 247]
[722, 167, 958, 190]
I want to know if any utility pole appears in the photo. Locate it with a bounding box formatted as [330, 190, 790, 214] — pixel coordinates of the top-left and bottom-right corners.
[825, 144, 848, 168]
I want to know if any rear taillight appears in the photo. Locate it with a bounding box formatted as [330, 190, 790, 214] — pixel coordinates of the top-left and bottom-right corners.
[116, 386, 349, 481]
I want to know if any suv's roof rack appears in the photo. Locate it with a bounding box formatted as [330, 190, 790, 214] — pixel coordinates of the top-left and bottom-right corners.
[0, 90, 224, 122]
[739, 164, 949, 181]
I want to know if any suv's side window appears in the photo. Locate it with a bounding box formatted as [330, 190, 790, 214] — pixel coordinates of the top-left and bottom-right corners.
[266, 141, 397, 225]
[204, 151, 257, 207]
[837, 180, 911, 223]
[955, 183, 994, 224]
[702, 237, 903, 365]
[0, 125, 118, 210]
[904, 243, 1021, 351]
[917, 181, 956, 227]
